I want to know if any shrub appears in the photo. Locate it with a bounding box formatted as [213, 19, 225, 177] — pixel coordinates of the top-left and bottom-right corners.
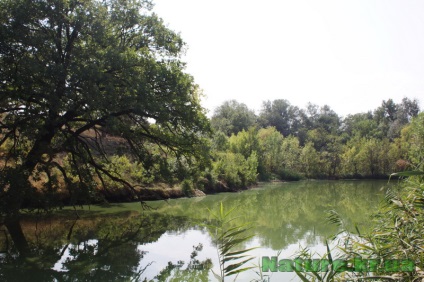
[181, 179, 195, 197]
[278, 168, 304, 181]
[212, 152, 258, 189]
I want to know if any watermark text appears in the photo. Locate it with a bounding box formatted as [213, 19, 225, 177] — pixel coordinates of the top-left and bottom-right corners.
[262, 257, 414, 273]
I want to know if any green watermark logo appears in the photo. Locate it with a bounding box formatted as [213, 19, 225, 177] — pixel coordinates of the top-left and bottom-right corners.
[262, 257, 414, 273]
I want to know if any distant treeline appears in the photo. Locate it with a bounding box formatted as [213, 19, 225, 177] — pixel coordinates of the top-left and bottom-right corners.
[208, 98, 422, 183]
[74, 97, 422, 198]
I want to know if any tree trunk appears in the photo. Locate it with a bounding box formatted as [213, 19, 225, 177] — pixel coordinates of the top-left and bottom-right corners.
[4, 216, 30, 256]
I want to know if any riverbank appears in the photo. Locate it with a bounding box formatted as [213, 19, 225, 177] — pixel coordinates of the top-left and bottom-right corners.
[101, 180, 254, 202]
[21, 176, 392, 209]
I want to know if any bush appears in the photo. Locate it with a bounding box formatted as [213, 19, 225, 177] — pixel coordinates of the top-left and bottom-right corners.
[212, 152, 258, 189]
[181, 179, 195, 197]
[278, 168, 304, 181]
[101, 155, 154, 188]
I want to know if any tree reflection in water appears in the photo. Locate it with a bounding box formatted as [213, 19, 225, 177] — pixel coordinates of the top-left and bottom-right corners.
[0, 211, 212, 281]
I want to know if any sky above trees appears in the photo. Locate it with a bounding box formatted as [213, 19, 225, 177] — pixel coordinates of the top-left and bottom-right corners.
[153, 0, 424, 117]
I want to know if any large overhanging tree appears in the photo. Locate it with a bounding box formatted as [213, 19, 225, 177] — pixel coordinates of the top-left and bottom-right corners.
[0, 0, 210, 222]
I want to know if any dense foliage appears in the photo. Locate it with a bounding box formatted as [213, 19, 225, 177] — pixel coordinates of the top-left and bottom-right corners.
[210, 98, 421, 182]
[0, 0, 210, 218]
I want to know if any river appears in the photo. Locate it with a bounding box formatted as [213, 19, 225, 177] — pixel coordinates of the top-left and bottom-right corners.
[0, 180, 391, 281]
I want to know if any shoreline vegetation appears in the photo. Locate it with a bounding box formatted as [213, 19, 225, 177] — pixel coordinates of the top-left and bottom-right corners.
[25, 176, 391, 207]
[9, 99, 422, 209]
[3, 102, 422, 207]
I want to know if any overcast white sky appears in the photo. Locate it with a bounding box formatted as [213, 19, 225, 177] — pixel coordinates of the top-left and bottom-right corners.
[153, 0, 424, 117]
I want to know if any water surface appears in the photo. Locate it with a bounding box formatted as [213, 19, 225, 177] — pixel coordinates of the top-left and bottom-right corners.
[0, 180, 390, 281]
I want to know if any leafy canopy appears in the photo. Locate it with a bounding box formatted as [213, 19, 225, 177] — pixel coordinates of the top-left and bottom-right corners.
[0, 0, 210, 215]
